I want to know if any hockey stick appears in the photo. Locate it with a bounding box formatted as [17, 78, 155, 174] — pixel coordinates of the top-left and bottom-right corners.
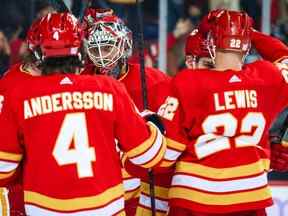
[79, 0, 93, 21]
[135, 1, 156, 215]
[49, 0, 71, 13]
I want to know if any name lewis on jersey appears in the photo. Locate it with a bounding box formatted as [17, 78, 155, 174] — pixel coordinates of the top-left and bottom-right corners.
[213, 89, 257, 111]
[24, 91, 113, 119]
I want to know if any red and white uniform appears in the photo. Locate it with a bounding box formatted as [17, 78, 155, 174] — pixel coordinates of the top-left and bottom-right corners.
[82, 62, 171, 215]
[251, 31, 288, 173]
[119, 63, 170, 111]
[0, 74, 165, 216]
[119, 63, 172, 216]
[0, 63, 35, 216]
[159, 60, 288, 214]
[0, 63, 34, 94]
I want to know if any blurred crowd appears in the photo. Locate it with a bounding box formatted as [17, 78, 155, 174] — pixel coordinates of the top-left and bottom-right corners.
[0, 0, 288, 77]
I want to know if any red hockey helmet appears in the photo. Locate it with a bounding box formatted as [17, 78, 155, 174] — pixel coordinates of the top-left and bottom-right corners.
[38, 12, 83, 59]
[83, 8, 132, 73]
[26, 18, 42, 61]
[208, 10, 252, 53]
[185, 29, 209, 58]
[26, 18, 41, 52]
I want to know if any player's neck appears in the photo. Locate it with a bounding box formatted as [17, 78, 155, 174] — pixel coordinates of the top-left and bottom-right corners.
[214, 51, 243, 71]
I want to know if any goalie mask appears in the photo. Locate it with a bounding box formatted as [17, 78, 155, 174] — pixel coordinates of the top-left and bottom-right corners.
[84, 8, 132, 77]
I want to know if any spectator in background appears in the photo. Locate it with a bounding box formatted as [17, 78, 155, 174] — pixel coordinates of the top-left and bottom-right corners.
[0, 30, 10, 76]
[7, 4, 25, 66]
[35, 1, 56, 19]
[166, 0, 208, 75]
[12, 1, 58, 66]
[184, 0, 209, 25]
[166, 18, 193, 75]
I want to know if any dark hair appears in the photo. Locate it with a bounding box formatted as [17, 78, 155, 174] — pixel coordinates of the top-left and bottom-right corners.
[40, 56, 83, 75]
[35, 1, 53, 14]
[22, 48, 41, 65]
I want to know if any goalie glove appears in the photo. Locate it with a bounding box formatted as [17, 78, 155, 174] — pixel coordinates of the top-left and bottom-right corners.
[140, 110, 165, 134]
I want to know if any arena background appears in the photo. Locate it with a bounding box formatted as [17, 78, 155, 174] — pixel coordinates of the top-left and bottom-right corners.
[0, 0, 287, 215]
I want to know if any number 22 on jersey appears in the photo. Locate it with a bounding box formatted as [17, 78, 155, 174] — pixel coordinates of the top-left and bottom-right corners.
[53, 113, 96, 178]
[195, 112, 266, 159]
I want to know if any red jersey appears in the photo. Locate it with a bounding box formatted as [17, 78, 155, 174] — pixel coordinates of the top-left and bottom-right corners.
[82, 62, 171, 215]
[0, 63, 34, 93]
[158, 60, 288, 213]
[119, 63, 171, 215]
[252, 31, 288, 63]
[0, 63, 36, 216]
[0, 74, 165, 216]
[119, 63, 170, 112]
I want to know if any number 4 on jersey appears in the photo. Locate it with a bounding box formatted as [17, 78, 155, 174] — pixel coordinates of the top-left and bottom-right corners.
[53, 113, 96, 178]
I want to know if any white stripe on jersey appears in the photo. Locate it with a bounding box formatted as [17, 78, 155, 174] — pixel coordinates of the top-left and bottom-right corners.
[130, 123, 163, 165]
[25, 197, 124, 216]
[123, 178, 140, 192]
[172, 172, 268, 193]
[0, 160, 18, 172]
[139, 193, 168, 212]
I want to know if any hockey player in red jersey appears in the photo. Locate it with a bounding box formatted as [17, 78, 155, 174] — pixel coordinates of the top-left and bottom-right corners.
[82, 8, 171, 215]
[249, 27, 288, 173]
[0, 17, 43, 216]
[121, 28, 216, 216]
[82, 8, 170, 110]
[184, 29, 213, 70]
[157, 10, 288, 216]
[0, 12, 166, 216]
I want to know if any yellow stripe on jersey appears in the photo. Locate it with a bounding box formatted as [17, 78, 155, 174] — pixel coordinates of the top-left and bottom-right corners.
[0, 170, 16, 180]
[141, 138, 166, 168]
[141, 182, 169, 200]
[121, 168, 131, 179]
[176, 159, 270, 180]
[273, 56, 288, 64]
[116, 210, 126, 216]
[25, 183, 124, 211]
[127, 123, 158, 158]
[160, 160, 175, 167]
[166, 137, 186, 152]
[128, 122, 166, 168]
[122, 168, 141, 201]
[169, 186, 272, 205]
[0, 151, 22, 162]
[0, 188, 9, 216]
[158, 137, 186, 167]
[124, 187, 140, 201]
[136, 205, 167, 216]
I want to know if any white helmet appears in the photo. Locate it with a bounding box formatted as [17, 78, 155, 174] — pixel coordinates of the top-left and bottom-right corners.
[83, 8, 132, 74]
